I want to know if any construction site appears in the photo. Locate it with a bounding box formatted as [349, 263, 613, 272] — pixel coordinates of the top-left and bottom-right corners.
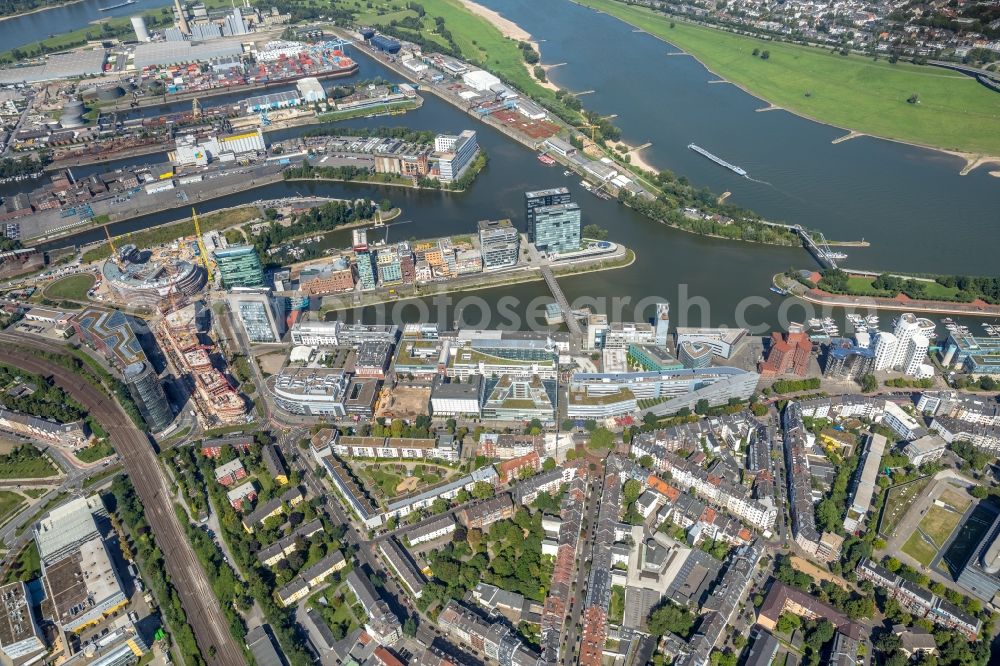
[155, 301, 250, 429]
[94, 210, 215, 312]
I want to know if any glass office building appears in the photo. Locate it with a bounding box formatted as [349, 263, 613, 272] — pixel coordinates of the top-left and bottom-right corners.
[213, 245, 265, 288]
[524, 187, 571, 242]
[531, 202, 581, 255]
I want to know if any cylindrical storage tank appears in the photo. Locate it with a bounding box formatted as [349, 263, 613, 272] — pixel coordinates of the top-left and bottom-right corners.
[60, 100, 85, 128]
[131, 15, 150, 42]
[97, 85, 125, 101]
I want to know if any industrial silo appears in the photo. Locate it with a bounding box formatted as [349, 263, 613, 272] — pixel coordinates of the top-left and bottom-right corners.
[131, 15, 150, 42]
[60, 100, 86, 128]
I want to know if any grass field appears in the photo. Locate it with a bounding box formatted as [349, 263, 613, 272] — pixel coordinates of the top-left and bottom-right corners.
[0, 445, 58, 479]
[44, 274, 95, 301]
[939, 487, 972, 512]
[840, 275, 965, 300]
[920, 504, 964, 547]
[2, 542, 40, 584]
[574, 0, 1000, 156]
[903, 531, 938, 567]
[348, 0, 558, 106]
[74, 440, 115, 463]
[0, 491, 25, 526]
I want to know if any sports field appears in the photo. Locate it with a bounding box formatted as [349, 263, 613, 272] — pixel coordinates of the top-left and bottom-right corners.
[44, 274, 95, 301]
[574, 0, 1000, 156]
[903, 532, 938, 567]
[901, 498, 968, 565]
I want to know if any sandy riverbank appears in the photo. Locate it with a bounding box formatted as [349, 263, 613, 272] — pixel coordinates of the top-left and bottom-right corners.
[609, 140, 659, 172]
[456, 0, 559, 92]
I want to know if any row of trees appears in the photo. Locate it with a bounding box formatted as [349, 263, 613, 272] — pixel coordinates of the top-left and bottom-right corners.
[110, 477, 206, 665]
[0, 362, 86, 424]
[25, 347, 146, 429]
[621, 191, 800, 246]
[302, 124, 437, 145]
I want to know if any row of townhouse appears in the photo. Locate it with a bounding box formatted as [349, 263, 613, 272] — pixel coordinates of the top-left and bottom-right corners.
[675, 541, 764, 666]
[932, 415, 1000, 454]
[644, 476, 753, 547]
[783, 402, 842, 562]
[257, 518, 324, 567]
[325, 433, 461, 462]
[632, 441, 776, 531]
[540, 475, 586, 664]
[379, 536, 427, 599]
[437, 600, 541, 666]
[510, 465, 578, 505]
[857, 558, 981, 640]
[276, 551, 347, 607]
[918, 391, 1000, 426]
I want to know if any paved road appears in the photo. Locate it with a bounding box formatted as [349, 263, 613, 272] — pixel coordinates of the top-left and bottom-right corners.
[0, 342, 245, 666]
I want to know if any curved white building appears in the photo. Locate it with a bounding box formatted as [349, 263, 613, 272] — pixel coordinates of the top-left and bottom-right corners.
[102, 245, 205, 308]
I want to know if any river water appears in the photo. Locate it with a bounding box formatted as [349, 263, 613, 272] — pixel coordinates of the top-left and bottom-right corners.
[24, 7, 1000, 331]
[0, 0, 170, 51]
[478, 0, 1000, 276]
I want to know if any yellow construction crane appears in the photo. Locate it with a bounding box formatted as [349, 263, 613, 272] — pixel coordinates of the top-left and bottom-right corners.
[103, 224, 119, 264]
[577, 122, 600, 142]
[191, 207, 213, 277]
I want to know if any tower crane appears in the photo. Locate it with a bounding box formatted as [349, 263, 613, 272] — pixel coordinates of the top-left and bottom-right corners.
[103, 224, 120, 266]
[191, 208, 213, 277]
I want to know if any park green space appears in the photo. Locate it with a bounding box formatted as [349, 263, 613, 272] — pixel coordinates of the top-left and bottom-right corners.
[316, 99, 419, 122]
[574, 0, 1000, 156]
[902, 532, 938, 567]
[344, 0, 556, 103]
[939, 487, 972, 512]
[842, 275, 964, 300]
[74, 439, 115, 463]
[2, 542, 40, 583]
[43, 273, 95, 301]
[0, 444, 58, 479]
[0, 491, 25, 525]
[920, 504, 965, 546]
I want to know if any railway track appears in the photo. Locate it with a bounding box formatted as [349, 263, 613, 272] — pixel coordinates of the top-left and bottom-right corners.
[0, 338, 245, 665]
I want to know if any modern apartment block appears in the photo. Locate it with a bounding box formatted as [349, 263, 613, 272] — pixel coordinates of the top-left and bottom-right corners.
[434, 130, 478, 182]
[353, 228, 377, 290]
[858, 559, 980, 639]
[478, 218, 520, 270]
[782, 402, 842, 562]
[567, 367, 759, 419]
